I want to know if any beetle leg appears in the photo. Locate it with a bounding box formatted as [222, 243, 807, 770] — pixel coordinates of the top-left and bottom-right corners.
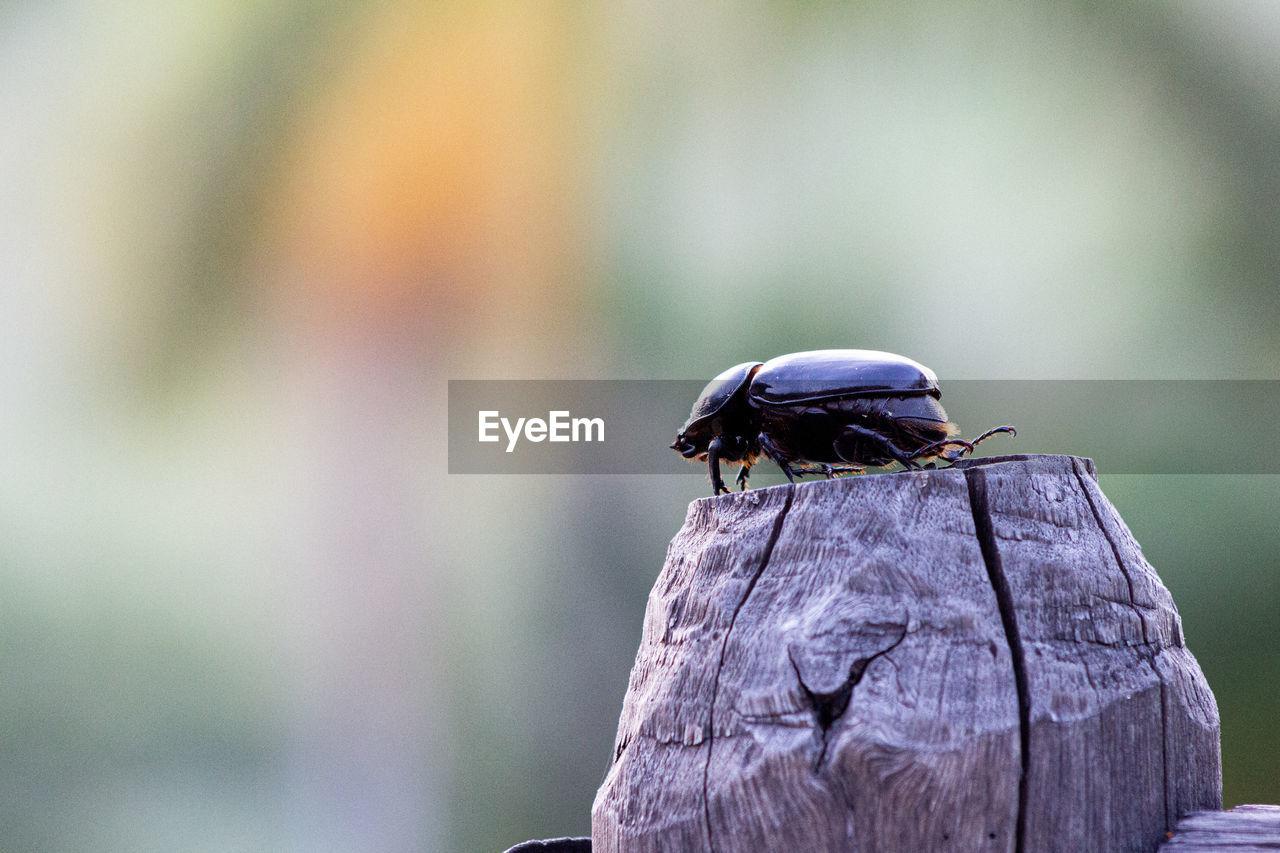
[971, 425, 1017, 445]
[758, 433, 798, 483]
[910, 438, 973, 462]
[810, 463, 861, 479]
[836, 424, 921, 470]
[736, 463, 751, 491]
[914, 426, 1017, 464]
[706, 437, 730, 495]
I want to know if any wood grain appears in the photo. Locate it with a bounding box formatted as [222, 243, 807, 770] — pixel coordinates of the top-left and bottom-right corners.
[1159, 804, 1280, 851]
[591, 455, 1220, 852]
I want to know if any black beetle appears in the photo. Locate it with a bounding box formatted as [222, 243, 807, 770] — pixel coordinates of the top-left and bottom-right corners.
[670, 349, 1015, 495]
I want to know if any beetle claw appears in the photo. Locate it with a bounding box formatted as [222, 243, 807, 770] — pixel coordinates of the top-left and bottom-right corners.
[913, 425, 1017, 467]
[971, 425, 1017, 445]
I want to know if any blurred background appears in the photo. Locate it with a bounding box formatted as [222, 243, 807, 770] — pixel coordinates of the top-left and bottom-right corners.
[3, 1, 1279, 850]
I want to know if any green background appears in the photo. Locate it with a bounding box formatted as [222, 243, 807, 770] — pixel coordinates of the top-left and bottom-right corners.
[3, 3, 1278, 851]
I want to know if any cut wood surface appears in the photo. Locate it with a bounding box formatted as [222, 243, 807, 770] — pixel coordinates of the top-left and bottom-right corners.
[591, 454, 1220, 852]
[1159, 804, 1280, 851]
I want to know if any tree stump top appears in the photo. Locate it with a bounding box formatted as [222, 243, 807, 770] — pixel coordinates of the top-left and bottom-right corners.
[1160, 804, 1280, 850]
[592, 454, 1220, 852]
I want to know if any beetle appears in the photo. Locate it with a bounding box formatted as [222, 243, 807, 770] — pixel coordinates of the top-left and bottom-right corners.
[670, 349, 1015, 495]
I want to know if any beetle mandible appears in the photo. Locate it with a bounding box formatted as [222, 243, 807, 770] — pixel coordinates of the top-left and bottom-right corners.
[670, 349, 1015, 495]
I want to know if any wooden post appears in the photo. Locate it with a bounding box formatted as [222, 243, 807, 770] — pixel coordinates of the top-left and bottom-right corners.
[1160, 804, 1280, 849]
[591, 454, 1221, 852]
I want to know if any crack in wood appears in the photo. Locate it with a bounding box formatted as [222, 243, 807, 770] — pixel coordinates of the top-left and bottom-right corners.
[1073, 459, 1172, 830]
[966, 466, 1030, 853]
[1073, 460, 1151, 645]
[788, 626, 908, 773]
[701, 484, 795, 853]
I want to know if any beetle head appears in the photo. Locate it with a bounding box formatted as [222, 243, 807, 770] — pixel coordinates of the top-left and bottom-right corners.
[670, 421, 757, 462]
[671, 361, 761, 462]
[670, 425, 709, 459]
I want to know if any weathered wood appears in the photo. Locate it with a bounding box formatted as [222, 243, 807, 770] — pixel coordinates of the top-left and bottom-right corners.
[591, 454, 1220, 852]
[502, 837, 591, 853]
[1159, 804, 1280, 850]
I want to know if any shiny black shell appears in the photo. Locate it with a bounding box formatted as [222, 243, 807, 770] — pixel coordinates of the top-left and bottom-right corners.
[748, 349, 939, 405]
